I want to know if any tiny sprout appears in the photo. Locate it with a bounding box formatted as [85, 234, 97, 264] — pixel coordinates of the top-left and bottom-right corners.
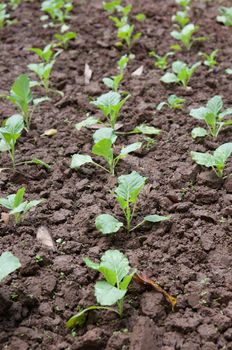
[103, 55, 129, 91]
[171, 23, 205, 50]
[217, 7, 232, 26]
[175, 0, 191, 9]
[200, 49, 218, 70]
[54, 31, 77, 49]
[157, 95, 185, 111]
[27, 61, 56, 95]
[149, 51, 174, 71]
[28, 44, 60, 63]
[41, 0, 73, 26]
[0, 4, 10, 29]
[191, 142, 232, 178]
[160, 60, 201, 87]
[172, 11, 190, 27]
[0, 187, 43, 224]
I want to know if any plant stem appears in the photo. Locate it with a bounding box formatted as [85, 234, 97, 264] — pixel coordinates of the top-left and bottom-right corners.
[93, 162, 110, 174]
[130, 219, 145, 232]
[117, 298, 124, 318]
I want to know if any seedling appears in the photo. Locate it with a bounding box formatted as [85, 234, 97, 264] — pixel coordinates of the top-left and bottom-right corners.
[156, 95, 185, 111]
[191, 143, 232, 178]
[103, 55, 129, 91]
[171, 23, 205, 50]
[95, 171, 170, 234]
[66, 250, 135, 329]
[103, 0, 122, 12]
[0, 4, 10, 28]
[71, 129, 142, 175]
[0, 252, 21, 282]
[172, 11, 190, 27]
[90, 91, 130, 129]
[149, 51, 174, 71]
[175, 0, 191, 9]
[28, 44, 61, 63]
[0, 187, 43, 223]
[27, 61, 56, 95]
[41, 0, 73, 26]
[160, 60, 201, 87]
[200, 49, 218, 70]
[0, 114, 24, 169]
[190, 96, 232, 138]
[217, 7, 232, 26]
[9, 0, 21, 10]
[54, 31, 77, 49]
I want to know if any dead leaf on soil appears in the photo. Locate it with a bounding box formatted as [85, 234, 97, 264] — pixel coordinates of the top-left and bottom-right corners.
[132, 65, 144, 77]
[36, 226, 56, 251]
[84, 63, 93, 85]
[42, 129, 57, 137]
[133, 273, 177, 311]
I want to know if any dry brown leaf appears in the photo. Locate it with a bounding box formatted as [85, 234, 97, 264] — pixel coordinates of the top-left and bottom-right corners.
[36, 226, 56, 251]
[84, 63, 93, 85]
[132, 65, 144, 76]
[133, 273, 177, 310]
[43, 129, 57, 137]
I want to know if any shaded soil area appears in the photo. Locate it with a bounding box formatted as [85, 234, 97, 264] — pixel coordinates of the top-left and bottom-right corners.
[0, 0, 232, 349]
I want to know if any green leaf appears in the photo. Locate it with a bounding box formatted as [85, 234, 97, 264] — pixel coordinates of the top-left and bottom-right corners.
[91, 91, 121, 109]
[131, 124, 160, 135]
[214, 143, 232, 164]
[100, 250, 130, 285]
[95, 214, 123, 234]
[160, 72, 178, 84]
[2, 114, 24, 135]
[191, 127, 208, 139]
[219, 108, 232, 118]
[95, 281, 126, 306]
[0, 252, 21, 282]
[119, 271, 136, 290]
[75, 116, 99, 131]
[10, 74, 32, 104]
[14, 187, 25, 208]
[144, 214, 171, 223]
[206, 95, 223, 115]
[70, 154, 93, 168]
[191, 151, 215, 167]
[115, 171, 147, 204]
[135, 13, 146, 22]
[84, 258, 100, 271]
[29, 158, 51, 170]
[156, 102, 166, 111]
[92, 139, 113, 165]
[120, 142, 142, 156]
[93, 128, 117, 144]
[103, 78, 114, 89]
[190, 107, 208, 120]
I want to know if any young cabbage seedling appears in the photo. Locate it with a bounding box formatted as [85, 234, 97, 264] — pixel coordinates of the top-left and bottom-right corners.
[103, 55, 129, 92]
[0, 114, 24, 169]
[160, 60, 201, 87]
[190, 95, 232, 138]
[172, 11, 190, 27]
[0, 252, 21, 282]
[71, 128, 142, 175]
[0, 4, 10, 29]
[200, 49, 218, 70]
[66, 250, 135, 329]
[175, 0, 191, 9]
[191, 142, 232, 178]
[103, 0, 122, 12]
[217, 7, 232, 26]
[156, 95, 185, 111]
[28, 44, 61, 63]
[171, 23, 205, 50]
[41, 0, 73, 26]
[9, 0, 21, 10]
[149, 51, 174, 71]
[0, 187, 43, 224]
[95, 171, 170, 234]
[27, 61, 56, 95]
[54, 31, 77, 49]
[91, 91, 130, 129]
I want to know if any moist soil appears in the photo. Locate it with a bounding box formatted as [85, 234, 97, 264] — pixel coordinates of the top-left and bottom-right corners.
[0, 0, 232, 349]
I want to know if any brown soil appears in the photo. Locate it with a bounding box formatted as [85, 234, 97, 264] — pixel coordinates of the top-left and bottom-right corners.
[0, 0, 232, 349]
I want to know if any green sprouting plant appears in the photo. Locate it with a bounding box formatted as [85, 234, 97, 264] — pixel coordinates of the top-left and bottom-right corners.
[175, 0, 191, 9]
[103, 55, 129, 92]
[0, 4, 10, 29]
[217, 7, 232, 26]
[160, 60, 201, 87]
[71, 128, 142, 175]
[28, 44, 61, 63]
[9, 0, 22, 10]
[171, 23, 205, 50]
[27, 61, 55, 95]
[0, 252, 21, 282]
[190, 95, 232, 138]
[41, 0, 73, 26]
[172, 11, 190, 27]
[0, 187, 43, 224]
[95, 171, 170, 234]
[54, 31, 77, 49]
[0, 114, 24, 169]
[66, 250, 135, 329]
[91, 91, 130, 129]
[103, 0, 122, 12]
[6, 74, 48, 130]
[200, 49, 218, 70]
[191, 143, 232, 178]
[149, 51, 174, 71]
[116, 22, 141, 50]
[156, 95, 185, 111]
[226, 68, 232, 75]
